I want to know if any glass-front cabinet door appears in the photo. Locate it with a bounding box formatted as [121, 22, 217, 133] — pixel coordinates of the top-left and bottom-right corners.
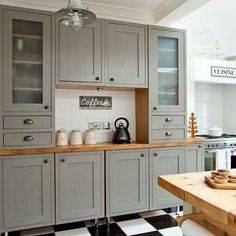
[3, 10, 51, 112]
[149, 29, 185, 112]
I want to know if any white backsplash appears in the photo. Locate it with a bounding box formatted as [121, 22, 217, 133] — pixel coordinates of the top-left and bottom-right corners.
[55, 89, 136, 143]
[195, 83, 236, 135]
[195, 83, 223, 134]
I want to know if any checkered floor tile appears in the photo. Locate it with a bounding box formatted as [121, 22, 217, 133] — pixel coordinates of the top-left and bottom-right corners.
[5, 209, 183, 236]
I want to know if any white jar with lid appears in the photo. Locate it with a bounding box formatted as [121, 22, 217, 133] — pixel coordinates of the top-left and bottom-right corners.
[70, 129, 82, 145]
[56, 129, 68, 146]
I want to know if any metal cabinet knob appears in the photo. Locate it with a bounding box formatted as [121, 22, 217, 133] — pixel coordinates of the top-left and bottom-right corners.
[44, 105, 49, 110]
[23, 136, 34, 141]
[153, 107, 157, 110]
[153, 153, 158, 157]
[61, 158, 65, 163]
[23, 119, 33, 125]
[44, 159, 49, 164]
[95, 77, 100, 81]
[165, 132, 173, 137]
[140, 153, 145, 157]
[165, 118, 173, 122]
[198, 145, 202, 148]
[110, 78, 114, 82]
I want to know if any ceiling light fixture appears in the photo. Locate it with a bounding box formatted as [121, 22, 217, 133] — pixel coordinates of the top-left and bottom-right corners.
[54, 0, 96, 31]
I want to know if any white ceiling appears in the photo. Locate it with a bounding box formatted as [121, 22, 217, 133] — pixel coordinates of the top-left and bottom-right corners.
[0, 0, 210, 25]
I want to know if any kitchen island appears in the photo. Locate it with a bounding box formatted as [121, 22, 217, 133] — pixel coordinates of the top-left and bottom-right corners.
[158, 170, 236, 236]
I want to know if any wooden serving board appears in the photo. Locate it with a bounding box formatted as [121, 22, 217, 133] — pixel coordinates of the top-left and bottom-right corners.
[205, 175, 236, 189]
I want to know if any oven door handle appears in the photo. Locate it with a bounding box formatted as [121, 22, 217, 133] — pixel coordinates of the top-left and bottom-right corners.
[205, 150, 217, 153]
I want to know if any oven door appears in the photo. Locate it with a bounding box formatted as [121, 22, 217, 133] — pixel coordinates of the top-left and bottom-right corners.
[205, 148, 232, 170]
[205, 150, 216, 171]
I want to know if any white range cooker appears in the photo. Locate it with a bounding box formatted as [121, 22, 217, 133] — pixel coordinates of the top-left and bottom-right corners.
[197, 134, 236, 171]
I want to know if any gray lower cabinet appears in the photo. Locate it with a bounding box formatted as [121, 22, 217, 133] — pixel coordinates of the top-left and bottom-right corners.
[55, 152, 104, 224]
[1, 154, 54, 232]
[106, 149, 149, 217]
[56, 20, 103, 85]
[150, 147, 185, 210]
[185, 143, 204, 173]
[106, 21, 147, 87]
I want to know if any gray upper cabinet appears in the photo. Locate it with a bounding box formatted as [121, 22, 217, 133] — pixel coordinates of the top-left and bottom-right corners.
[56, 20, 103, 85]
[55, 152, 104, 224]
[106, 149, 149, 217]
[3, 9, 52, 112]
[185, 143, 204, 173]
[149, 27, 186, 113]
[105, 21, 147, 87]
[2, 154, 54, 231]
[150, 147, 185, 210]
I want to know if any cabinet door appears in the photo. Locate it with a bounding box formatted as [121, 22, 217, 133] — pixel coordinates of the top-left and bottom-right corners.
[149, 27, 185, 112]
[3, 10, 52, 112]
[3, 155, 54, 229]
[57, 20, 103, 85]
[106, 21, 147, 87]
[106, 149, 148, 216]
[185, 143, 204, 173]
[150, 148, 184, 210]
[56, 152, 104, 224]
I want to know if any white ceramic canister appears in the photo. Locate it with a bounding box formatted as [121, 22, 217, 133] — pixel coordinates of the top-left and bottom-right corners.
[70, 129, 82, 145]
[56, 129, 68, 146]
[84, 130, 96, 145]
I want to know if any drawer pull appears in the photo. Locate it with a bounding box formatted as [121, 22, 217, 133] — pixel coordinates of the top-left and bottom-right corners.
[23, 119, 34, 125]
[23, 136, 34, 141]
[44, 159, 49, 164]
[165, 118, 173, 122]
[165, 132, 173, 137]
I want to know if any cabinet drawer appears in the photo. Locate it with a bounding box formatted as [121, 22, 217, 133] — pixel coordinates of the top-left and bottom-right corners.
[151, 129, 185, 141]
[3, 132, 52, 147]
[152, 115, 185, 128]
[3, 116, 52, 129]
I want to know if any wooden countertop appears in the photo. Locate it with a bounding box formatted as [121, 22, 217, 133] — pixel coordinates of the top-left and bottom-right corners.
[0, 137, 205, 156]
[158, 170, 236, 233]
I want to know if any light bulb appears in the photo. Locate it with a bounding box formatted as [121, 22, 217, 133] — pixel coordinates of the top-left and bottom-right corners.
[69, 11, 82, 31]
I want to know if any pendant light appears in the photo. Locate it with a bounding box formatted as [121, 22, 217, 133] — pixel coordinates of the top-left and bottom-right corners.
[54, 0, 96, 31]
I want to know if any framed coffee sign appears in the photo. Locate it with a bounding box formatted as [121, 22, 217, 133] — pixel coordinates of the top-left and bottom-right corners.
[79, 96, 112, 110]
[211, 66, 236, 78]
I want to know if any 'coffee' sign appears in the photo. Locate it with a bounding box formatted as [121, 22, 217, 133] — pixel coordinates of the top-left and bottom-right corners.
[211, 66, 236, 78]
[79, 96, 112, 110]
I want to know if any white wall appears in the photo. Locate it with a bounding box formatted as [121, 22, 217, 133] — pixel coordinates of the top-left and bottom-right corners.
[55, 89, 136, 143]
[172, 0, 236, 134]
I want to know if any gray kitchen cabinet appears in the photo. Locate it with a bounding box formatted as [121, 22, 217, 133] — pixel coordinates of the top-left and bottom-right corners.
[55, 152, 104, 224]
[106, 149, 149, 217]
[1, 7, 55, 148]
[0, 158, 2, 235]
[150, 147, 185, 210]
[148, 26, 186, 142]
[105, 21, 147, 87]
[56, 20, 103, 85]
[0, 7, 2, 149]
[1, 154, 54, 232]
[185, 143, 204, 173]
[3, 9, 52, 112]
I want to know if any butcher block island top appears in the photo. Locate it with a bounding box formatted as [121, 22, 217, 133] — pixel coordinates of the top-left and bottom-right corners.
[158, 170, 236, 235]
[0, 137, 204, 156]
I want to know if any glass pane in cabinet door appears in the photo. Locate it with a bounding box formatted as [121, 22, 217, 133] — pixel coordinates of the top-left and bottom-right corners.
[12, 19, 43, 104]
[157, 36, 178, 105]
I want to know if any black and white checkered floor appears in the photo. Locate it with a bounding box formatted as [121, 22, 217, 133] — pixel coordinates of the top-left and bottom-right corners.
[6, 209, 183, 236]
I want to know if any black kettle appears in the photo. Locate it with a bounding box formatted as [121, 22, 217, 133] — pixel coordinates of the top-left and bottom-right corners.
[112, 117, 131, 144]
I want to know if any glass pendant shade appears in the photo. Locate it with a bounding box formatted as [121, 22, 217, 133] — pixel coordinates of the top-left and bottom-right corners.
[54, 0, 96, 31]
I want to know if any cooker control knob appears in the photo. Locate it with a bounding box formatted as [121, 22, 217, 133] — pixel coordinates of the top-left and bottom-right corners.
[216, 144, 218, 147]
[230, 144, 233, 146]
[212, 144, 215, 147]
[208, 144, 210, 148]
